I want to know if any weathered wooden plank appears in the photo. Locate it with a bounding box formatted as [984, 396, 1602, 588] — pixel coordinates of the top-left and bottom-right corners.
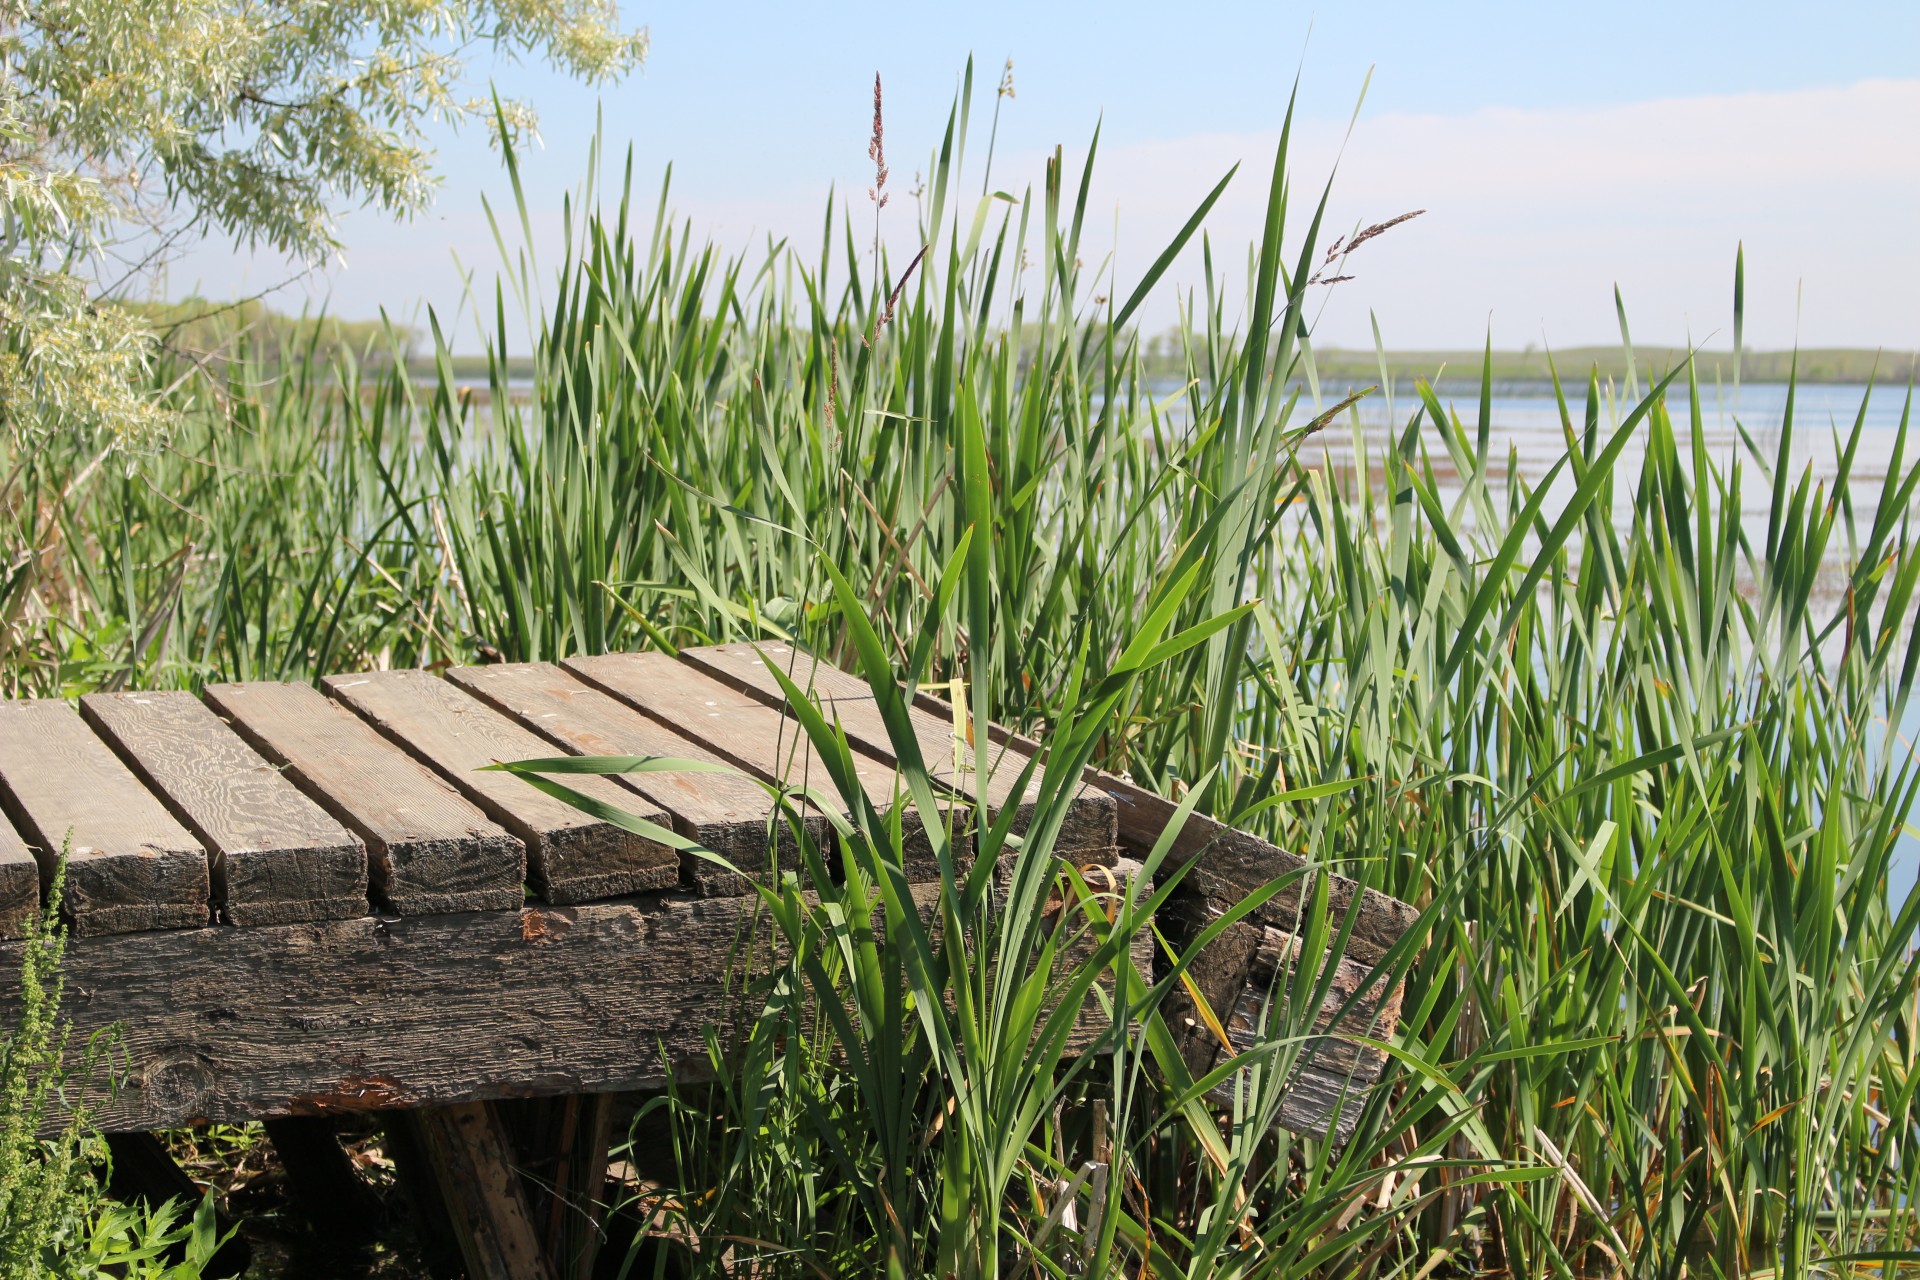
[1269, 1063, 1378, 1143]
[79, 690, 368, 926]
[1162, 898, 1398, 1076]
[679, 643, 1119, 858]
[1231, 926, 1402, 1080]
[415, 1101, 557, 1280]
[682, 641, 1023, 803]
[565, 651, 966, 878]
[203, 681, 524, 915]
[0, 699, 209, 934]
[323, 670, 680, 904]
[447, 663, 829, 897]
[0, 814, 39, 939]
[4, 877, 1152, 1134]
[913, 688, 1419, 966]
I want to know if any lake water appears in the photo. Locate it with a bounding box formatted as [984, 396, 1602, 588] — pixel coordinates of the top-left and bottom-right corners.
[1307, 379, 1913, 520]
[1289, 380, 1917, 639]
[1314, 379, 1920, 903]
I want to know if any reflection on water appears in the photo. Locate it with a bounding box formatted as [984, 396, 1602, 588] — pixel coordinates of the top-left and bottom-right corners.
[1291, 380, 1917, 628]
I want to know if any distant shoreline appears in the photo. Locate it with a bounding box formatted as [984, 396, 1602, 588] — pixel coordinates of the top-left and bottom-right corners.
[408, 346, 1916, 387]
[1267, 346, 1917, 388]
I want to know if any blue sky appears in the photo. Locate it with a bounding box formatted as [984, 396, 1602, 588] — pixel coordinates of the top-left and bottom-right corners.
[167, 2, 1920, 352]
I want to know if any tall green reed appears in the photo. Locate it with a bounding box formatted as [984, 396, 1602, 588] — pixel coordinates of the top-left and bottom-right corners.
[1, 327, 459, 695]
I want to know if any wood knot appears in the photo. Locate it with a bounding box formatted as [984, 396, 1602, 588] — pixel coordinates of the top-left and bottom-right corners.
[138, 1047, 216, 1117]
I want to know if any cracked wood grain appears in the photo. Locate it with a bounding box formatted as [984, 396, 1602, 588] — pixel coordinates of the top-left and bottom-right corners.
[0, 699, 209, 934]
[322, 669, 678, 904]
[80, 690, 367, 925]
[204, 681, 523, 915]
[2, 878, 1151, 1134]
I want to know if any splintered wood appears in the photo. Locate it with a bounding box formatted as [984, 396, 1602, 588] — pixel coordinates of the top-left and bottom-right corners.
[0, 645, 1418, 1141]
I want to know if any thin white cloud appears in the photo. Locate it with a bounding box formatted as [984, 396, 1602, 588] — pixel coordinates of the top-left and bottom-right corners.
[169, 79, 1920, 354]
[1065, 78, 1920, 349]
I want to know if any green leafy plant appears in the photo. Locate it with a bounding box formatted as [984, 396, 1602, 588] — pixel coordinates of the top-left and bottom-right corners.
[0, 858, 107, 1271]
[0, 0, 647, 448]
[1, 848, 226, 1277]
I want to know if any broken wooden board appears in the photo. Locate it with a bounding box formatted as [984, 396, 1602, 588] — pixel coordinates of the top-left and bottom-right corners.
[911, 686, 1418, 967]
[1159, 894, 1403, 1142]
[80, 690, 368, 926]
[322, 670, 679, 904]
[0, 699, 209, 934]
[564, 651, 969, 879]
[2, 876, 1151, 1134]
[447, 662, 831, 897]
[204, 682, 524, 915]
[678, 642, 1119, 860]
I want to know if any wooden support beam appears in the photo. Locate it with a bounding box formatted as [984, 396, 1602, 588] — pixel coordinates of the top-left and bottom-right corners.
[448, 662, 832, 896]
[81, 691, 368, 925]
[204, 681, 524, 915]
[261, 1116, 387, 1241]
[322, 669, 679, 904]
[0, 699, 209, 934]
[498, 1092, 620, 1279]
[378, 1112, 467, 1280]
[414, 1102, 557, 1280]
[567, 1094, 618, 1280]
[3, 879, 1151, 1134]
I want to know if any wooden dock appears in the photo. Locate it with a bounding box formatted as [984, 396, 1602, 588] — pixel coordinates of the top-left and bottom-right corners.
[0, 645, 1418, 1275]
